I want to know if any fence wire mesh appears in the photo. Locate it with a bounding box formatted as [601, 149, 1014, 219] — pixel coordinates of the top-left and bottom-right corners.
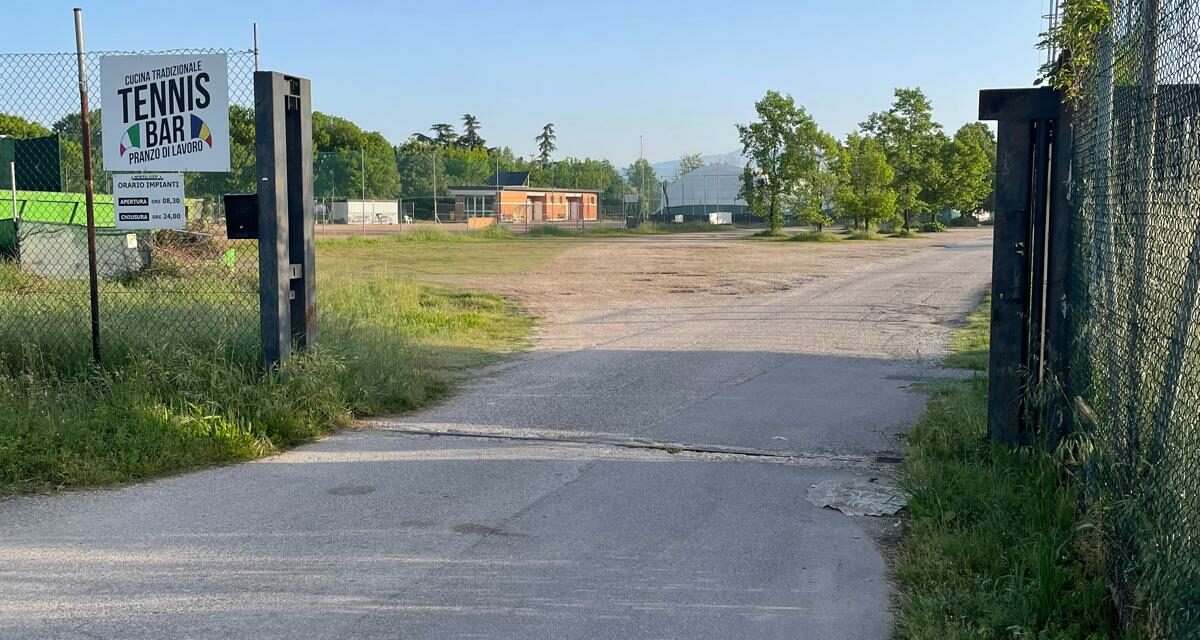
[1067, 0, 1200, 635]
[0, 49, 258, 371]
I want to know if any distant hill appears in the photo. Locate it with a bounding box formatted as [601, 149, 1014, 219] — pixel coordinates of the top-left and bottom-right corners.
[651, 150, 744, 180]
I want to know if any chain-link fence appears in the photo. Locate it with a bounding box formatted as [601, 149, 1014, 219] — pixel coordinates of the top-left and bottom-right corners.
[1067, 0, 1200, 635]
[0, 48, 258, 371]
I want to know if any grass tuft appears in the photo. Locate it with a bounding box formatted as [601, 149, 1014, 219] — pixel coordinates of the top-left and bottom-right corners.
[895, 298, 1113, 640]
[790, 231, 843, 242]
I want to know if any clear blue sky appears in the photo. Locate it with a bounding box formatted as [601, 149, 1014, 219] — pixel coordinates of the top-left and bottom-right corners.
[10, 0, 1049, 166]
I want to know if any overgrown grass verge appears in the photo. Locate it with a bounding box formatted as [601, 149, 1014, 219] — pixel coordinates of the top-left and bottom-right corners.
[790, 230, 843, 242]
[846, 229, 887, 240]
[895, 299, 1112, 639]
[942, 295, 990, 370]
[0, 264, 531, 494]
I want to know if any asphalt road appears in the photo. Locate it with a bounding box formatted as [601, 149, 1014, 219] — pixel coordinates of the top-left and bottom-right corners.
[0, 230, 993, 640]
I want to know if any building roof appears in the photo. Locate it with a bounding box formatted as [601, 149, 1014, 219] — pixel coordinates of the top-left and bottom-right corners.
[485, 171, 530, 187]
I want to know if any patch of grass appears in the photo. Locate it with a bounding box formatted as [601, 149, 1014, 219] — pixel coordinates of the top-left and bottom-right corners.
[895, 300, 1112, 640]
[892, 228, 922, 239]
[942, 295, 990, 371]
[790, 231, 843, 242]
[0, 260, 531, 494]
[749, 228, 792, 239]
[317, 234, 568, 277]
[846, 229, 886, 240]
[522, 225, 582, 237]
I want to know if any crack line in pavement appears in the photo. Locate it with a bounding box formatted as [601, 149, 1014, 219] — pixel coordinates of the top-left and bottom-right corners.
[378, 426, 897, 470]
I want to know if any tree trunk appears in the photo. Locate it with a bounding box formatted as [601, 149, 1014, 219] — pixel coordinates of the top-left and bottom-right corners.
[903, 209, 911, 230]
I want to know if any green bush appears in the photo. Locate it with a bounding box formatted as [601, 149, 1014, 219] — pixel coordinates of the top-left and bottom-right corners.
[919, 221, 948, 233]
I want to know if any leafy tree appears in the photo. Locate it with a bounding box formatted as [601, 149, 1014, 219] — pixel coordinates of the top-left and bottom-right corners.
[311, 111, 400, 199]
[736, 90, 823, 234]
[395, 138, 447, 203]
[441, 144, 492, 186]
[624, 158, 660, 216]
[834, 134, 898, 231]
[186, 106, 255, 205]
[535, 123, 556, 166]
[861, 87, 947, 229]
[430, 123, 458, 147]
[459, 114, 485, 149]
[931, 123, 995, 217]
[790, 131, 841, 232]
[0, 113, 50, 138]
[51, 110, 105, 194]
[679, 153, 705, 176]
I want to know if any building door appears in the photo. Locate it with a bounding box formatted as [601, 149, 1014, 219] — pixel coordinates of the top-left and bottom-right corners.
[532, 201, 543, 222]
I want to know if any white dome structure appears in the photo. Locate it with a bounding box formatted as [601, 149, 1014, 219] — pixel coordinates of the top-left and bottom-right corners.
[657, 162, 750, 218]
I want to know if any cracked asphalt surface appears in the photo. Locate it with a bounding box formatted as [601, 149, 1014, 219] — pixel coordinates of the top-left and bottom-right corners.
[0, 229, 992, 639]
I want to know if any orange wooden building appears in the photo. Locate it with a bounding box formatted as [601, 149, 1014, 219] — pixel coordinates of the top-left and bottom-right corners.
[449, 172, 599, 223]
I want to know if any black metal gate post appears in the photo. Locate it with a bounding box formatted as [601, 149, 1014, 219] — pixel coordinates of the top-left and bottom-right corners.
[978, 87, 1072, 446]
[254, 71, 315, 366]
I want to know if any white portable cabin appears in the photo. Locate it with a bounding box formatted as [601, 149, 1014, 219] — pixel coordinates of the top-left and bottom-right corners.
[331, 199, 399, 225]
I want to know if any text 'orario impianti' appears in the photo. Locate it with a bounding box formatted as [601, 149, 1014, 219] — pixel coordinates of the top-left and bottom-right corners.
[101, 54, 230, 173]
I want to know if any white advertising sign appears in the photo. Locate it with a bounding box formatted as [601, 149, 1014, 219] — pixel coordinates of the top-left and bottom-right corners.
[101, 54, 230, 172]
[113, 173, 186, 229]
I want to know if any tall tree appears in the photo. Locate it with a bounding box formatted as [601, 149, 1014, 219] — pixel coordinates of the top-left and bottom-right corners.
[931, 123, 995, 217]
[311, 111, 401, 199]
[624, 158, 660, 216]
[535, 123, 556, 166]
[790, 132, 841, 232]
[679, 153, 705, 176]
[459, 114, 485, 149]
[736, 90, 823, 234]
[395, 138, 447, 209]
[861, 88, 947, 229]
[834, 133, 898, 232]
[430, 123, 458, 147]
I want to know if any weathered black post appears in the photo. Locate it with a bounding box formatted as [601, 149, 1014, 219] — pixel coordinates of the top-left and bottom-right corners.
[252, 71, 315, 366]
[978, 87, 1071, 446]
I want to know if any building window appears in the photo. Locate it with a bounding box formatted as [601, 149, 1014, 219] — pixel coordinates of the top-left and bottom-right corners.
[464, 195, 494, 217]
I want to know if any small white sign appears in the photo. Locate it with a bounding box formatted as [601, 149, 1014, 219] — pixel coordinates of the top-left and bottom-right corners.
[114, 173, 186, 229]
[101, 54, 230, 172]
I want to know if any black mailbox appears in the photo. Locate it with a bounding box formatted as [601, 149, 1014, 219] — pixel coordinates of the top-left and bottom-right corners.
[224, 192, 259, 239]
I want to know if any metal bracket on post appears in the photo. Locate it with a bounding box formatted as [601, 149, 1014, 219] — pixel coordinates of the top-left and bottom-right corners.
[978, 87, 1071, 446]
[254, 71, 315, 367]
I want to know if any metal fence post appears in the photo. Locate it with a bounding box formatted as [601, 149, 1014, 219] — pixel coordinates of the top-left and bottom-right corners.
[72, 8, 101, 367]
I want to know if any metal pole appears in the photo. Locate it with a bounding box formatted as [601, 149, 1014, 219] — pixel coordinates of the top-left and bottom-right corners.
[639, 135, 645, 223]
[431, 148, 438, 223]
[360, 147, 366, 237]
[73, 8, 101, 366]
[253, 22, 260, 71]
[9, 162, 16, 221]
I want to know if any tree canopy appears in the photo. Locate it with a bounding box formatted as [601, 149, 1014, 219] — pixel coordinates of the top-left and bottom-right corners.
[834, 133, 898, 231]
[861, 87, 947, 228]
[737, 90, 824, 234]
